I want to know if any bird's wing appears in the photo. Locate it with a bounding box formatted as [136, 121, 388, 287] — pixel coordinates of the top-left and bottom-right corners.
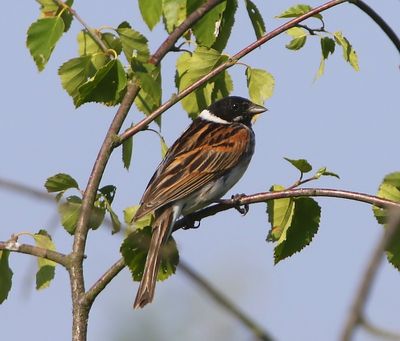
[134, 121, 251, 219]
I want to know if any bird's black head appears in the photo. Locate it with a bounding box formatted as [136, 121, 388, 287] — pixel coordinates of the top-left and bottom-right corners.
[203, 96, 267, 126]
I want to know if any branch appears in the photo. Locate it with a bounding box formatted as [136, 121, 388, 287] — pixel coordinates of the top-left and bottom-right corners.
[350, 0, 400, 53]
[0, 240, 69, 268]
[173, 188, 400, 232]
[340, 209, 400, 341]
[179, 260, 274, 341]
[117, 0, 348, 144]
[53, 0, 109, 53]
[362, 318, 400, 340]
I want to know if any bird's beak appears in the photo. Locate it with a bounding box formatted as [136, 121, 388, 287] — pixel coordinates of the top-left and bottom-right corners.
[249, 103, 268, 115]
[249, 103, 267, 123]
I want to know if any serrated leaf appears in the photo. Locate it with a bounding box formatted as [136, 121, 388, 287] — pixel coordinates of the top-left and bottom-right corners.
[116, 22, 149, 63]
[192, 1, 227, 47]
[27, 17, 65, 71]
[334, 32, 359, 71]
[315, 167, 340, 179]
[211, 71, 233, 102]
[139, 0, 162, 30]
[58, 196, 81, 234]
[77, 59, 127, 107]
[77, 30, 102, 55]
[321, 36, 335, 59]
[99, 185, 117, 205]
[122, 135, 134, 170]
[0, 250, 13, 304]
[284, 157, 312, 173]
[212, 0, 238, 52]
[59, 56, 99, 105]
[246, 67, 274, 105]
[276, 4, 322, 20]
[124, 205, 154, 236]
[176, 48, 229, 117]
[373, 179, 400, 225]
[37, 0, 74, 32]
[266, 185, 295, 243]
[162, 0, 186, 33]
[245, 0, 266, 39]
[34, 230, 56, 290]
[121, 226, 179, 281]
[45, 173, 79, 193]
[285, 27, 307, 50]
[274, 198, 321, 264]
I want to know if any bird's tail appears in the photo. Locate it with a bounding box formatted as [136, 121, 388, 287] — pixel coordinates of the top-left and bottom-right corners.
[133, 206, 175, 309]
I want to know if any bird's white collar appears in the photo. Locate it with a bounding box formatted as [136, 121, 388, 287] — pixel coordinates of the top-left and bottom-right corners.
[199, 109, 229, 124]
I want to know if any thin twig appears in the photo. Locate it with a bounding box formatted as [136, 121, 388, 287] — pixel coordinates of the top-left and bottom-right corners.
[362, 318, 400, 341]
[179, 260, 274, 341]
[350, 0, 400, 53]
[0, 240, 69, 267]
[53, 0, 109, 53]
[340, 209, 400, 341]
[0, 178, 54, 201]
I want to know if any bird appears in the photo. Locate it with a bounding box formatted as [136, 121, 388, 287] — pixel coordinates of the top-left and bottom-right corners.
[132, 96, 267, 308]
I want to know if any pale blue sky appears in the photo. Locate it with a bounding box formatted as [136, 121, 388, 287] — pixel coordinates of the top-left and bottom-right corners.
[1, 1, 399, 340]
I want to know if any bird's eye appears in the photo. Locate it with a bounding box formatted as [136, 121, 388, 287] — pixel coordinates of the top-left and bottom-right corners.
[232, 103, 239, 111]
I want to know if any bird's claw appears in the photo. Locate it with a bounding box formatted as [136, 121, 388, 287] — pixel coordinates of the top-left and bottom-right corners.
[181, 216, 201, 230]
[231, 193, 249, 216]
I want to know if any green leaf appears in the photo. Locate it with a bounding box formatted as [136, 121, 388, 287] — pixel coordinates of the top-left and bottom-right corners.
[0, 250, 13, 304]
[26, 17, 65, 71]
[59, 56, 99, 105]
[246, 67, 274, 105]
[274, 198, 321, 264]
[211, 71, 234, 103]
[33, 230, 56, 290]
[139, 0, 162, 30]
[102, 32, 122, 55]
[122, 135, 134, 170]
[109, 209, 122, 234]
[176, 48, 229, 117]
[124, 205, 154, 236]
[276, 4, 322, 20]
[315, 167, 340, 179]
[192, 2, 227, 47]
[373, 176, 400, 225]
[285, 27, 307, 50]
[245, 0, 266, 39]
[321, 36, 335, 59]
[77, 59, 127, 107]
[160, 136, 169, 158]
[116, 22, 149, 63]
[98, 185, 117, 205]
[45, 173, 79, 193]
[58, 195, 81, 234]
[266, 185, 295, 243]
[36, 0, 74, 33]
[77, 30, 102, 55]
[120, 226, 179, 281]
[284, 157, 312, 173]
[162, 0, 186, 33]
[334, 32, 359, 71]
[211, 0, 238, 52]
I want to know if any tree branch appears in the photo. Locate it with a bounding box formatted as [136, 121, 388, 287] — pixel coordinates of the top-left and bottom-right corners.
[340, 209, 400, 341]
[117, 0, 348, 144]
[0, 240, 69, 268]
[350, 0, 400, 53]
[179, 260, 274, 341]
[173, 188, 400, 232]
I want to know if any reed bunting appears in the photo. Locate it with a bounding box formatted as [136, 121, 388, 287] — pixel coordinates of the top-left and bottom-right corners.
[133, 96, 267, 308]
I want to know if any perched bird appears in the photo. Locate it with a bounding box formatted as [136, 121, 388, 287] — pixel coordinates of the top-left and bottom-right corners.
[133, 96, 267, 308]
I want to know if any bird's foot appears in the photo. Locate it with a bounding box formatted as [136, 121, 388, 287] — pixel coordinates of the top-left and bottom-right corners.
[181, 216, 201, 230]
[231, 193, 249, 216]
